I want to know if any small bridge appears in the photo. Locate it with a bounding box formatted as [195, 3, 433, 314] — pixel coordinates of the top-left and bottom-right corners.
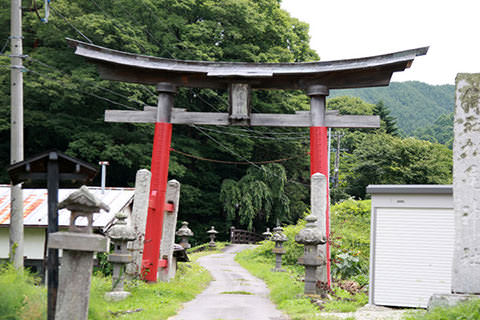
[230, 227, 265, 244]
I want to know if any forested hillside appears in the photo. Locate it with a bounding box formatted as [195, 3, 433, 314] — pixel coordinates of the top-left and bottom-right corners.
[330, 81, 455, 136]
[0, 0, 453, 240]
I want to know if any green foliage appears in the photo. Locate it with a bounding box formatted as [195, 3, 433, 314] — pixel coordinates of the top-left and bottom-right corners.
[220, 163, 290, 231]
[404, 299, 480, 320]
[330, 81, 455, 136]
[327, 96, 375, 115]
[88, 251, 212, 319]
[0, 264, 46, 320]
[374, 100, 399, 136]
[322, 287, 368, 313]
[344, 133, 453, 199]
[235, 248, 321, 320]
[0, 0, 316, 241]
[330, 199, 371, 280]
[414, 112, 454, 148]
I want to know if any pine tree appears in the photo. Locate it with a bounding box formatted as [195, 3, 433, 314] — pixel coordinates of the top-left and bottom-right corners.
[374, 100, 399, 136]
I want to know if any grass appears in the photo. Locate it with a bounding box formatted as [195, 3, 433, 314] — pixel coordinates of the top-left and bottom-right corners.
[235, 245, 369, 320]
[0, 246, 220, 320]
[220, 291, 253, 295]
[403, 299, 480, 320]
[0, 263, 47, 320]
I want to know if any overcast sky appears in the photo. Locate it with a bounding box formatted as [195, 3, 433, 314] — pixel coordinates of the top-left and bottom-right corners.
[280, 0, 480, 85]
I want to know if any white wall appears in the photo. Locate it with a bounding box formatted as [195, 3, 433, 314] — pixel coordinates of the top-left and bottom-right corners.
[0, 227, 46, 260]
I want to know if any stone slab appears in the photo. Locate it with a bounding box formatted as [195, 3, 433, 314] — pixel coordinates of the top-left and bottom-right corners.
[127, 169, 151, 278]
[158, 180, 181, 282]
[48, 232, 108, 252]
[452, 74, 480, 293]
[104, 291, 131, 302]
[428, 293, 480, 310]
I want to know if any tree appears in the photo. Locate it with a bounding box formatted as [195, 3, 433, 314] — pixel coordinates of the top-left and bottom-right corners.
[0, 0, 317, 240]
[344, 133, 453, 199]
[220, 164, 290, 231]
[374, 100, 399, 136]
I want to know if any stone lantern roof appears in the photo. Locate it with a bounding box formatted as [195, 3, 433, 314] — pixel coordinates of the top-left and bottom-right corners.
[59, 185, 110, 213]
[108, 211, 136, 241]
[176, 221, 194, 237]
[295, 215, 326, 245]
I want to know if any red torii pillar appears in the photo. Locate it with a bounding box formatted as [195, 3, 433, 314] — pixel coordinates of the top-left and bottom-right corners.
[307, 85, 331, 287]
[141, 83, 176, 282]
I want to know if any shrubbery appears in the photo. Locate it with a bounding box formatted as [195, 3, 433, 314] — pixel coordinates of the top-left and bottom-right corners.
[0, 264, 46, 320]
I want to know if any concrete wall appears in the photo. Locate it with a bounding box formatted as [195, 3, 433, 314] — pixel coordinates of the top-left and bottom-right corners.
[0, 227, 46, 260]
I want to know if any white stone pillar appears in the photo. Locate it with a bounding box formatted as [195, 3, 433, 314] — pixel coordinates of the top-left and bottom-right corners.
[126, 169, 151, 278]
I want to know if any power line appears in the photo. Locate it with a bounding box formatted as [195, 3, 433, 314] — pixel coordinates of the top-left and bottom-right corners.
[26, 66, 139, 110]
[49, 6, 93, 44]
[193, 125, 309, 141]
[24, 56, 148, 108]
[171, 147, 307, 165]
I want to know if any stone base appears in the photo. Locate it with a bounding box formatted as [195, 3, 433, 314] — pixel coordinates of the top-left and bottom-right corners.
[428, 293, 480, 310]
[271, 268, 285, 272]
[104, 291, 131, 302]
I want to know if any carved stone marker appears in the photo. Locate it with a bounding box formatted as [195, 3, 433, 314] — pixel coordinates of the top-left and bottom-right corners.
[105, 211, 136, 301]
[311, 173, 328, 284]
[126, 169, 151, 278]
[158, 179, 181, 282]
[48, 186, 109, 320]
[429, 74, 480, 308]
[452, 73, 480, 294]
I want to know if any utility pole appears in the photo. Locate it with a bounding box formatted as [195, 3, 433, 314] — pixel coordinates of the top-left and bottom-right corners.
[10, 0, 24, 268]
[332, 132, 344, 188]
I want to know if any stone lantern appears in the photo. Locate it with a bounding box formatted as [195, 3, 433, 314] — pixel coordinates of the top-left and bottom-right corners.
[105, 211, 136, 301]
[295, 215, 326, 295]
[176, 221, 194, 249]
[271, 226, 288, 272]
[207, 226, 218, 248]
[262, 227, 273, 240]
[48, 186, 109, 320]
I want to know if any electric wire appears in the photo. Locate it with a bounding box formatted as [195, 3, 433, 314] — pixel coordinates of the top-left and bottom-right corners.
[26, 67, 139, 110]
[170, 147, 307, 165]
[24, 56, 148, 108]
[0, 38, 9, 55]
[193, 126, 309, 141]
[49, 6, 93, 44]
[191, 124, 310, 188]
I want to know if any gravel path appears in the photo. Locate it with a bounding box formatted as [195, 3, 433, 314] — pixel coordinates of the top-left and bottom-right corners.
[169, 244, 289, 320]
[319, 305, 410, 320]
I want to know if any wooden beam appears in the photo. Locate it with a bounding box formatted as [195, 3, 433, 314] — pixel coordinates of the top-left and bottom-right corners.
[105, 108, 379, 128]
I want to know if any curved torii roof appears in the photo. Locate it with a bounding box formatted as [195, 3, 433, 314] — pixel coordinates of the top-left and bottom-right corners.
[67, 38, 428, 90]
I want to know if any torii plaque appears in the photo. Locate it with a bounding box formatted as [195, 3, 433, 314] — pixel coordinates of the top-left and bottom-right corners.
[68, 38, 427, 283]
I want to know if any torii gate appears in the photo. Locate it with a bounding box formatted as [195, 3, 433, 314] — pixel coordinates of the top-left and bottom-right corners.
[68, 39, 427, 283]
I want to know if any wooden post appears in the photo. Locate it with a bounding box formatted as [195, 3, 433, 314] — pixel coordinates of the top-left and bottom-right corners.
[307, 84, 331, 287]
[141, 83, 176, 282]
[47, 152, 59, 320]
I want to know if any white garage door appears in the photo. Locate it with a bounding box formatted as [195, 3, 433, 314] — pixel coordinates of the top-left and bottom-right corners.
[372, 208, 454, 308]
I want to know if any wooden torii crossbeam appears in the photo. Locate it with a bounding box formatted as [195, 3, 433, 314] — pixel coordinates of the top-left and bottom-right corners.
[68, 38, 427, 283]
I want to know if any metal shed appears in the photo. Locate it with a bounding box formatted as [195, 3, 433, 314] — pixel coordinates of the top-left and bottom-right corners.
[367, 185, 454, 308]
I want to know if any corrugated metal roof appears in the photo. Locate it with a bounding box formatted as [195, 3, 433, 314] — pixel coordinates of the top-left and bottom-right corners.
[0, 185, 134, 228]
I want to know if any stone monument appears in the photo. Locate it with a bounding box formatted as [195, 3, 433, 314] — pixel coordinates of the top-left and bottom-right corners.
[158, 179, 181, 282]
[48, 186, 109, 320]
[311, 173, 328, 284]
[126, 169, 151, 278]
[429, 74, 480, 308]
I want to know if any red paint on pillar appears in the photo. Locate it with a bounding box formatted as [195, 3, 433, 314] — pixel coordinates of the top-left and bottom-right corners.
[310, 126, 331, 287]
[141, 122, 172, 282]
